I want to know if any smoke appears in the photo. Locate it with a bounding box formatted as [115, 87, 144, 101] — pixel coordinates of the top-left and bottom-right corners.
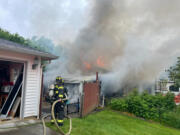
[46, 0, 180, 94]
[58, 0, 180, 94]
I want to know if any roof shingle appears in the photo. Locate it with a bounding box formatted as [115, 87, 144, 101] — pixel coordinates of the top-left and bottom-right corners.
[0, 38, 58, 60]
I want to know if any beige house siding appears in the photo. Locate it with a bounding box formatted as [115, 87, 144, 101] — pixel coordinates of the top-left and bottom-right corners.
[0, 49, 42, 118]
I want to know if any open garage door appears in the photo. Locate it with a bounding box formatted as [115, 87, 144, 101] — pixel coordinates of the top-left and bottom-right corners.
[0, 60, 24, 119]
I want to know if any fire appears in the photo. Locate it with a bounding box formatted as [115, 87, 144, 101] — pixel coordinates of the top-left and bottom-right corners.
[83, 61, 91, 70]
[83, 56, 105, 70]
[96, 56, 105, 67]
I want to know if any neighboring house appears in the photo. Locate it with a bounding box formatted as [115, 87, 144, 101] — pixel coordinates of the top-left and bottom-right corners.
[0, 38, 58, 120]
[155, 80, 180, 95]
[155, 80, 180, 105]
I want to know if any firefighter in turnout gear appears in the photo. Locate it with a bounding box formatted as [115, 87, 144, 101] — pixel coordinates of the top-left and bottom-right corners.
[51, 76, 68, 126]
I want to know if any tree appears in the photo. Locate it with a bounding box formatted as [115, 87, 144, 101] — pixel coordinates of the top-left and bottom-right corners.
[168, 57, 180, 90]
[0, 27, 48, 52]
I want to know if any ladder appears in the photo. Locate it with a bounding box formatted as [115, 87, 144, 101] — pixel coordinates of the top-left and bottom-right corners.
[0, 72, 23, 118]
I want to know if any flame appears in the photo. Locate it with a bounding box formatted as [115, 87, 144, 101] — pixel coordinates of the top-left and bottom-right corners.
[83, 56, 105, 71]
[96, 56, 105, 67]
[83, 61, 91, 70]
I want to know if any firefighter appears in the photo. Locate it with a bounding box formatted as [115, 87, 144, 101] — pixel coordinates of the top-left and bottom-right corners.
[51, 76, 68, 126]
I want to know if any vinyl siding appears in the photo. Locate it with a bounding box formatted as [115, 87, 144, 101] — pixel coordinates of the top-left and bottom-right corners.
[23, 58, 40, 117]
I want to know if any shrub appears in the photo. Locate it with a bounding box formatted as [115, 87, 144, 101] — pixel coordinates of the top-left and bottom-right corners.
[110, 91, 177, 127]
[161, 106, 180, 129]
[111, 98, 128, 112]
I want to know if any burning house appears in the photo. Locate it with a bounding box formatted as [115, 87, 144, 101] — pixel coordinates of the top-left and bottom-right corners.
[0, 38, 58, 120]
[62, 72, 101, 117]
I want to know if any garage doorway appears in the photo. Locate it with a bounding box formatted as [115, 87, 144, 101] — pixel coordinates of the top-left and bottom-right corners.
[0, 59, 25, 120]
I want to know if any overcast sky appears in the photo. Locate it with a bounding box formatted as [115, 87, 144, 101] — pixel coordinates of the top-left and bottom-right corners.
[2, 0, 180, 90]
[0, 0, 89, 44]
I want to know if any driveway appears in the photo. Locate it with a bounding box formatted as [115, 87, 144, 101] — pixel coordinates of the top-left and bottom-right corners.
[0, 123, 59, 135]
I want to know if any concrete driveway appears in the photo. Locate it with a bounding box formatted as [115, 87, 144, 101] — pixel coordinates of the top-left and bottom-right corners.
[0, 123, 59, 135]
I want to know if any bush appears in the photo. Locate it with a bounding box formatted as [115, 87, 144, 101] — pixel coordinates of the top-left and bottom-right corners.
[161, 106, 180, 129]
[111, 98, 128, 112]
[110, 91, 177, 127]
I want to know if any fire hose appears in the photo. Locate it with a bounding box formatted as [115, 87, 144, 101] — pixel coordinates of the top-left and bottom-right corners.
[42, 99, 72, 135]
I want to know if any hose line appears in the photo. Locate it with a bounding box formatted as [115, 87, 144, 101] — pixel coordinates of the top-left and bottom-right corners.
[42, 99, 72, 135]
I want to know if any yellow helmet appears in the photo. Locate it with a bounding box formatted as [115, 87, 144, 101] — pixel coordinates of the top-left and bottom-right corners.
[56, 76, 63, 83]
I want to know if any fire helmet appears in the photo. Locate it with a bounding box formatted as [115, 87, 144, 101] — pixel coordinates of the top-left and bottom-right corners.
[56, 76, 63, 84]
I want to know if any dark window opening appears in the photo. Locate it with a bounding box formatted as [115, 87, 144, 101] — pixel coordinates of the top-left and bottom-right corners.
[169, 85, 179, 92]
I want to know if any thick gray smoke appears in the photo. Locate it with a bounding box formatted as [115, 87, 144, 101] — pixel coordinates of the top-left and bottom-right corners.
[45, 0, 180, 94]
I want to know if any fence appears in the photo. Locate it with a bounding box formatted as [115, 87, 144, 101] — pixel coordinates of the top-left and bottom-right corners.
[81, 81, 100, 117]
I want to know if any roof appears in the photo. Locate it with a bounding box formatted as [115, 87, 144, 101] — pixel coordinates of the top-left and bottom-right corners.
[0, 38, 58, 60]
[63, 75, 96, 83]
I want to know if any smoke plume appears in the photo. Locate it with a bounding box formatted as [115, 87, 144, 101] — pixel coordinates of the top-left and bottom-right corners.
[45, 0, 180, 94]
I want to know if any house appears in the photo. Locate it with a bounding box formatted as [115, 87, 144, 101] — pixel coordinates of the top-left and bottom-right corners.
[155, 80, 180, 95]
[62, 73, 101, 117]
[0, 38, 58, 120]
[155, 79, 180, 105]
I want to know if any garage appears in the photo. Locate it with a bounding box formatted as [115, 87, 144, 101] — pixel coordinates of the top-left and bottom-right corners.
[0, 38, 58, 120]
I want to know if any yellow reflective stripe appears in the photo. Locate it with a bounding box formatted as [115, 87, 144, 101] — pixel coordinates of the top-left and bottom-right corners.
[55, 91, 58, 94]
[55, 85, 58, 88]
[57, 120, 63, 123]
[59, 94, 63, 98]
[58, 86, 64, 89]
[51, 120, 54, 122]
[56, 77, 62, 80]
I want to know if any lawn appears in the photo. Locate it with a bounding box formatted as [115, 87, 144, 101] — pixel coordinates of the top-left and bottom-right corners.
[47, 109, 180, 135]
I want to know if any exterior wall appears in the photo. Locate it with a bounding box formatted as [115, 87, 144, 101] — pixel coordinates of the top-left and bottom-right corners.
[81, 81, 100, 117]
[0, 50, 42, 118]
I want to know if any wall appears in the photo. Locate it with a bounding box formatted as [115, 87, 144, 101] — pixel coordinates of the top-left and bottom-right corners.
[64, 83, 81, 103]
[0, 49, 42, 118]
[81, 81, 100, 117]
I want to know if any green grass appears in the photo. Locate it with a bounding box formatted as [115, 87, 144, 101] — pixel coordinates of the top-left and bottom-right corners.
[46, 109, 180, 135]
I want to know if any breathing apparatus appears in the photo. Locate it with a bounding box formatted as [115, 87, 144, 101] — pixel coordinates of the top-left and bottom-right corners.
[49, 84, 55, 98]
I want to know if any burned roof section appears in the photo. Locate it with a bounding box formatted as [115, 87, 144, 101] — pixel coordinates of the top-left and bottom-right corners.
[0, 38, 58, 60]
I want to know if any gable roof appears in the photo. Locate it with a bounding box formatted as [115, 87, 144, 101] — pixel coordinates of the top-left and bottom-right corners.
[0, 38, 58, 60]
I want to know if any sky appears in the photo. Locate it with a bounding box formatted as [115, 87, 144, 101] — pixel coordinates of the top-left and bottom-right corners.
[1, 0, 180, 93]
[0, 0, 89, 44]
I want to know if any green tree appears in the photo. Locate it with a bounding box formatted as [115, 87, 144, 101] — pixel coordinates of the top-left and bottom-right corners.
[0, 28, 49, 52]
